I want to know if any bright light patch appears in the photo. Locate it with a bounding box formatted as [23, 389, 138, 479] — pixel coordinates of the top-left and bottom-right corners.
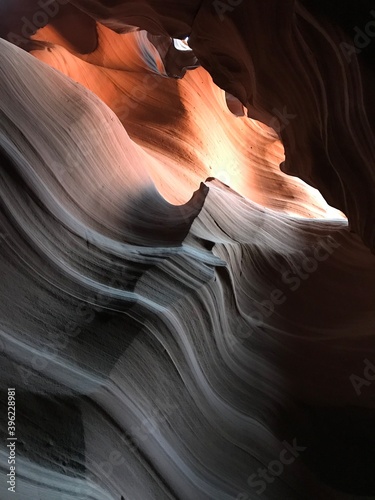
[213, 157, 243, 192]
[215, 170, 232, 186]
[173, 37, 191, 51]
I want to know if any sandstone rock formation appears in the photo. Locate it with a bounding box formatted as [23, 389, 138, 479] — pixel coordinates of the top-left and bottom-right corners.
[0, 2, 374, 499]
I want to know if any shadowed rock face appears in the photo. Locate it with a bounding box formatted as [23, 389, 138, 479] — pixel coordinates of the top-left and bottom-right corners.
[1, 2, 375, 500]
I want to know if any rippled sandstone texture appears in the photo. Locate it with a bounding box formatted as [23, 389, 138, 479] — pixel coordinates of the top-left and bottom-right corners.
[65, 0, 375, 250]
[1, 1, 375, 500]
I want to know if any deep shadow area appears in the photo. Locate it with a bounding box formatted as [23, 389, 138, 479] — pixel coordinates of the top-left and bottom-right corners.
[294, 403, 375, 496]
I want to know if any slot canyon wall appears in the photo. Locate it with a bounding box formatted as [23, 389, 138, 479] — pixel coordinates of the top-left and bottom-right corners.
[0, 1, 375, 499]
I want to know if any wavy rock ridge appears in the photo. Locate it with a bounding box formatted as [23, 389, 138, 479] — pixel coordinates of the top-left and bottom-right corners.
[1, 2, 375, 500]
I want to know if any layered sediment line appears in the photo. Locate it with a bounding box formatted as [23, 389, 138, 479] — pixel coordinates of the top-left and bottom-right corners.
[0, 2, 375, 499]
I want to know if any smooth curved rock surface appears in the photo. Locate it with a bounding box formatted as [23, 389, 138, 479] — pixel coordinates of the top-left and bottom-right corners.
[60, 0, 375, 250]
[1, 2, 375, 500]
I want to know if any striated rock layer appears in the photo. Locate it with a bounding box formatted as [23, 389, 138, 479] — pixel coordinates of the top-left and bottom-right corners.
[61, 0, 375, 250]
[0, 1, 375, 500]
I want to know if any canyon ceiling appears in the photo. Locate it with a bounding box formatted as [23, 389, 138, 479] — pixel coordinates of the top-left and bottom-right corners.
[0, 1, 375, 499]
